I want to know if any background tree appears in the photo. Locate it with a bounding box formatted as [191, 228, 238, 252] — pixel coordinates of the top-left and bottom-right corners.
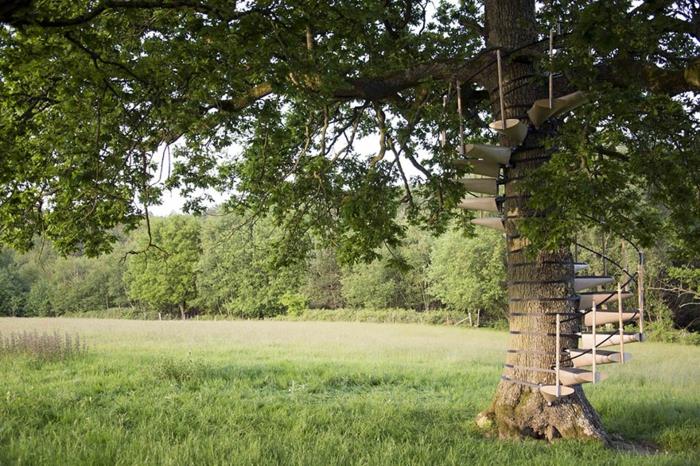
[303, 246, 345, 309]
[428, 228, 506, 326]
[197, 213, 308, 318]
[0, 249, 30, 316]
[126, 216, 201, 318]
[394, 225, 436, 311]
[1, 0, 698, 442]
[341, 259, 401, 309]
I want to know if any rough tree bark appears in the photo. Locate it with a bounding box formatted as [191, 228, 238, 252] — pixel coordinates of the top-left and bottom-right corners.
[475, 0, 609, 442]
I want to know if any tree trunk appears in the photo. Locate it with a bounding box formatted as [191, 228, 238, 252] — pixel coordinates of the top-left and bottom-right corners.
[476, 0, 609, 442]
[180, 302, 186, 320]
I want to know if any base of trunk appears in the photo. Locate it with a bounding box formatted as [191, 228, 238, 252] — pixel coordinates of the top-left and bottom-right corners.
[476, 380, 610, 442]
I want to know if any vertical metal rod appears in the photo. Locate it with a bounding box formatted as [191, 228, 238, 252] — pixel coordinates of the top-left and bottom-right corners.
[638, 252, 645, 336]
[457, 81, 464, 155]
[617, 282, 625, 364]
[621, 240, 628, 290]
[602, 232, 607, 276]
[556, 313, 561, 397]
[548, 29, 554, 109]
[496, 49, 506, 129]
[440, 94, 447, 148]
[592, 301, 597, 384]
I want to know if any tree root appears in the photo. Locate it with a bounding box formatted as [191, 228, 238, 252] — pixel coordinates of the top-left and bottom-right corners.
[476, 381, 610, 443]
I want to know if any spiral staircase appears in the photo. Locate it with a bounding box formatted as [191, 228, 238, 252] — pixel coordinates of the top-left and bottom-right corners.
[454, 54, 645, 403]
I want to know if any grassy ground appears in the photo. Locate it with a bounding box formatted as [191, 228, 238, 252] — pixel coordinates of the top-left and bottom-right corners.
[0, 318, 698, 465]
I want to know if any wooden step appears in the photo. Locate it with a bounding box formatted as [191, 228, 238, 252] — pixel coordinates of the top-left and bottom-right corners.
[584, 311, 639, 326]
[527, 91, 588, 128]
[470, 217, 505, 231]
[461, 178, 499, 195]
[559, 368, 607, 386]
[459, 196, 500, 212]
[578, 291, 633, 310]
[574, 262, 589, 272]
[463, 144, 512, 165]
[540, 384, 574, 403]
[567, 349, 631, 367]
[452, 159, 501, 177]
[579, 332, 643, 349]
[508, 237, 530, 252]
[488, 118, 528, 146]
[573, 276, 614, 292]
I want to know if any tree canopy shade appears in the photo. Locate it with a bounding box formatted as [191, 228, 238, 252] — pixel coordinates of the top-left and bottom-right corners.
[125, 215, 201, 317]
[1, 0, 699, 442]
[428, 228, 506, 323]
[1, 0, 698, 260]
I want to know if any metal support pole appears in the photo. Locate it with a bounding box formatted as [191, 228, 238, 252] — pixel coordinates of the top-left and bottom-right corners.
[496, 49, 506, 129]
[457, 81, 464, 155]
[638, 251, 645, 336]
[602, 233, 607, 277]
[621, 240, 628, 291]
[548, 29, 554, 109]
[617, 283, 625, 364]
[592, 301, 597, 383]
[556, 313, 561, 397]
[440, 94, 447, 148]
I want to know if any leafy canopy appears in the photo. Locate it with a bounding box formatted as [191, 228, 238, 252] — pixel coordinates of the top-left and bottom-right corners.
[0, 1, 698, 260]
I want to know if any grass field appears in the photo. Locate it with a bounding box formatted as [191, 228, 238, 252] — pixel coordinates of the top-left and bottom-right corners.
[1, 318, 699, 465]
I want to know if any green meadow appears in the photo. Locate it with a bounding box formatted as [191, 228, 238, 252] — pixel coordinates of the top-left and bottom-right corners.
[1, 318, 698, 465]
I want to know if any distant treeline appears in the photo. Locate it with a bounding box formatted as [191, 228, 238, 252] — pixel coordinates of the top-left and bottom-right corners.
[0, 211, 697, 335]
[0, 212, 506, 325]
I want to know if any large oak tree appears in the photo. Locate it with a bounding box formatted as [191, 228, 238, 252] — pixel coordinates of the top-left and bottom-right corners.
[1, 0, 698, 441]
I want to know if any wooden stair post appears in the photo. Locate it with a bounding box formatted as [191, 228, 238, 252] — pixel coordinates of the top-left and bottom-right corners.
[556, 313, 561, 397]
[638, 252, 645, 336]
[617, 283, 625, 364]
[592, 301, 597, 384]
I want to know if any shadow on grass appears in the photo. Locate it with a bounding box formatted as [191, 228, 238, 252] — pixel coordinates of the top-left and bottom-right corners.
[602, 397, 700, 453]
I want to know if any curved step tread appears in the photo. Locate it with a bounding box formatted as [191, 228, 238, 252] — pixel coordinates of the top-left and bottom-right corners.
[579, 332, 644, 349]
[461, 177, 499, 195]
[574, 262, 589, 272]
[527, 91, 588, 128]
[574, 276, 614, 292]
[578, 291, 633, 310]
[559, 368, 607, 386]
[452, 159, 502, 177]
[459, 196, 501, 212]
[540, 385, 575, 403]
[508, 237, 530, 253]
[567, 349, 631, 367]
[471, 217, 505, 232]
[584, 311, 639, 327]
[488, 118, 528, 146]
[463, 144, 512, 165]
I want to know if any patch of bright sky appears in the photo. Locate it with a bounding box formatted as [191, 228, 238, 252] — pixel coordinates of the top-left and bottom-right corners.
[149, 2, 458, 216]
[148, 133, 386, 216]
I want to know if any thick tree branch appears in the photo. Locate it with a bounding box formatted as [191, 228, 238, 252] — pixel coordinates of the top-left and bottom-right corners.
[1, 0, 273, 27]
[211, 83, 275, 113]
[4, 1, 219, 27]
[595, 56, 700, 95]
[331, 55, 491, 100]
[207, 56, 491, 114]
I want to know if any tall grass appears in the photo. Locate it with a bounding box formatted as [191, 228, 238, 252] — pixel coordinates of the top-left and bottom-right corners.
[0, 318, 698, 465]
[0, 330, 87, 361]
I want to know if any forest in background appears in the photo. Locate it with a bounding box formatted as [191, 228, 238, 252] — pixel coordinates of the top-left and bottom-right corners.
[0, 208, 698, 340]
